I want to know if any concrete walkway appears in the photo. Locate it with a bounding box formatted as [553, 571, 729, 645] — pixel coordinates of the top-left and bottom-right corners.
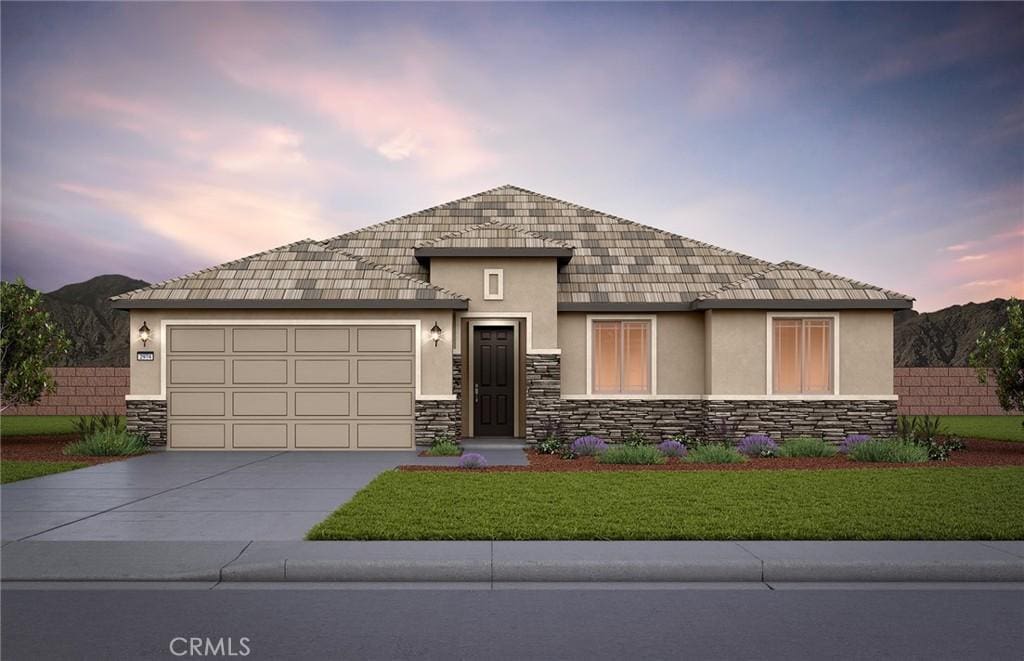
[1, 448, 528, 543]
[2, 540, 1022, 583]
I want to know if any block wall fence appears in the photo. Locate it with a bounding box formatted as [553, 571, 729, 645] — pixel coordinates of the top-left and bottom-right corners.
[894, 368, 1009, 416]
[3, 368, 129, 416]
[0, 367, 1011, 418]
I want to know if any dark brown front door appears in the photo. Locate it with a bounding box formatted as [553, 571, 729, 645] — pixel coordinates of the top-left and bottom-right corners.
[473, 326, 514, 437]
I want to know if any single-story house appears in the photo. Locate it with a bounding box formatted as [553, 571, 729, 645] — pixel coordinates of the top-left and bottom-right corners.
[112, 185, 912, 450]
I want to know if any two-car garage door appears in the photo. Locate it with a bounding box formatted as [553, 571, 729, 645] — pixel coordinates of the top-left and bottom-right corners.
[166, 325, 415, 450]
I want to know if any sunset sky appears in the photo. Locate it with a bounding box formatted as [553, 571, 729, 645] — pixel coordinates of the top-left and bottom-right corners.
[2, 2, 1021, 312]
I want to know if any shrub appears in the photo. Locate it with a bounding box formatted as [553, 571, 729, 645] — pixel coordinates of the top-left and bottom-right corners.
[570, 435, 607, 456]
[656, 439, 687, 458]
[838, 434, 872, 454]
[430, 433, 456, 448]
[536, 434, 564, 455]
[73, 413, 125, 437]
[778, 437, 836, 458]
[736, 434, 779, 458]
[597, 444, 666, 465]
[847, 438, 929, 463]
[683, 444, 746, 464]
[63, 429, 148, 457]
[624, 430, 648, 447]
[426, 441, 462, 457]
[459, 453, 487, 469]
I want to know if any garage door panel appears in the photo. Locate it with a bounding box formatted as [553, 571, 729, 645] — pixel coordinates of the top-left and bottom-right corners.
[295, 328, 350, 353]
[169, 391, 226, 417]
[295, 423, 350, 448]
[357, 391, 413, 417]
[357, 359, 413, 384]
[232, 359, 288, 384]
[232, 424, 287, 449]
[167, 324, 415, 451]
[296, 391, 350, 416]
[170, 359, 225, 385]
[233, 392, 288, 416]
[233, 328, 287, 352]
[170, 423, 225, 448]
[357, 423, 413, 448]
[170, 328, 225, 353]
[357, 327, 412, 353]
[295, 359, 350, 384]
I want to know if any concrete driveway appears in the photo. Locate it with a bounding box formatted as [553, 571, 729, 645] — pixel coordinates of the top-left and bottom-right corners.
[1, 447, 525, 542]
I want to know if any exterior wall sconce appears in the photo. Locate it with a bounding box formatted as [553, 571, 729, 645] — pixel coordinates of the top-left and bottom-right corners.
[429, 322, 443, 347]
[138, 321, 151, 347]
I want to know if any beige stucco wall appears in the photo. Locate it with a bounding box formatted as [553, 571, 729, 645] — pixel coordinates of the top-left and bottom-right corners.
[705, 310, 768, 395]
[705, 309, 895, 396]
[557, 312, 705, 395]
[839, 310, 894, 395]
[127, 309, 455, 397]
[428, 257, 559, 350]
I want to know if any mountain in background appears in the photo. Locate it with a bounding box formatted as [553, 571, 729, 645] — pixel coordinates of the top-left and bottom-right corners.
[8, 274, 1014, 368]
[894, 299, 1011, 367]
[38, 275, 149, 367]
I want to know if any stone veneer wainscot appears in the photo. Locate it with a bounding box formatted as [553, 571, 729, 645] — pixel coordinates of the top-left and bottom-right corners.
[126, 399, 167, 446]
[414, 354, 462, 445]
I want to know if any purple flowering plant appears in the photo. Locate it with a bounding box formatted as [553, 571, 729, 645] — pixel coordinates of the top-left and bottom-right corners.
[569, 435, 608, 456]
[736, 434, 779, 457]
[459, 453, 487, 469]
[838, 434, 872, 454]
[657, 439, 687, 458]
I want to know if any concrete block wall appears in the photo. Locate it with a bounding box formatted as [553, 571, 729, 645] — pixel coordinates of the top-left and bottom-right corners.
[895, 367, 1008, 416]
[4, 367, 129, 415]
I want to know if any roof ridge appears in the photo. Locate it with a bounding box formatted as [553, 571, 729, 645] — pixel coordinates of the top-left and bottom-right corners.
[328, 248, 469, 301]
[413, 218, 575, 249]
[110, 239, 320, 301]
[322, 185, 516, 244]
[324, 184, 769, 267]
[698, 259, 912, 301]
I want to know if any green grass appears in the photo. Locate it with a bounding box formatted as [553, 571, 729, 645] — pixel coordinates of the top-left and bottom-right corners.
[848, 438, 930, 463]
[930, 416, 1024, 442]
[683, 444, 746, 464]
[63, 429, 149, 456]
[425, 441, 462, 457]
[0, 415, 82, 437]
[307, 467, 1024, 540]
[596, 445, 666, 465]
[778, 437, 837, 458]
[1, 460, 88, 484]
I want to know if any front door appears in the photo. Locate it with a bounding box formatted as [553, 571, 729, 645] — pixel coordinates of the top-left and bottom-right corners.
[473, 326, 515, 437]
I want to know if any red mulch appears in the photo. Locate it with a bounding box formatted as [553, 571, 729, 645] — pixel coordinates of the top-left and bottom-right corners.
[400, 439, 1024, 472]
[1, 435, 137, 465]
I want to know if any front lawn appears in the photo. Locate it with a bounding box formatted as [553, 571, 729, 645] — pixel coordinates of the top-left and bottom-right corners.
[932, 415, 1023, 442]
[1, 460, 88, 484]
[0, 415, 82, 437]
[307, 467, 1024, 541]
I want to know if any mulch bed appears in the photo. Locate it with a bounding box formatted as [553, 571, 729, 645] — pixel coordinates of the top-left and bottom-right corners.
[400, 438, 1024, 472]
[1, 435, 138, 465]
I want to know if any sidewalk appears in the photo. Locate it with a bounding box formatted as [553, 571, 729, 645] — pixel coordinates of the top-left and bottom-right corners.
[3, 540, 1023, 583]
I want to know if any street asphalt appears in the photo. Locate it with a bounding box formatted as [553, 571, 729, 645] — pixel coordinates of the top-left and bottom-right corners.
[3, 583, 1022, 660]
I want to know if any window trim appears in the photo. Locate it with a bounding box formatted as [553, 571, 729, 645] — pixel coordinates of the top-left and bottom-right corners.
[766, 312, 839, 396]
[483, 269, 504, 300]
[585, 314, 657, 397]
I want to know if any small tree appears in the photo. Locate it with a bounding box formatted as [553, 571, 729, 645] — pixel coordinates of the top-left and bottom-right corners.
[1, 278, 71, 412]
[969, 298, 1024, 422]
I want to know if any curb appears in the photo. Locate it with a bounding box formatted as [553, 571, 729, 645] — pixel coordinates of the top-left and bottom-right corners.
[3, 541, 1023, 583]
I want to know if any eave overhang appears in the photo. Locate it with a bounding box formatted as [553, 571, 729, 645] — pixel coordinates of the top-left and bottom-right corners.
[110, 299, 470, 311]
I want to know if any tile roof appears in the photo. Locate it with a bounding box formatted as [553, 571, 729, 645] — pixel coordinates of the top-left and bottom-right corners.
[696, 261, 913, 307]
[111, 240, 468, 308]
[112, 185, 912, 309]
[414, 220, 575, 250]
[325, 185, 781, 306]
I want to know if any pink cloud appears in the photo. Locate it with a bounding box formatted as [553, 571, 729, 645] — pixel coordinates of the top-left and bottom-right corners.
[956, 254, 990, 262]
[59, 181, 334, 263]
